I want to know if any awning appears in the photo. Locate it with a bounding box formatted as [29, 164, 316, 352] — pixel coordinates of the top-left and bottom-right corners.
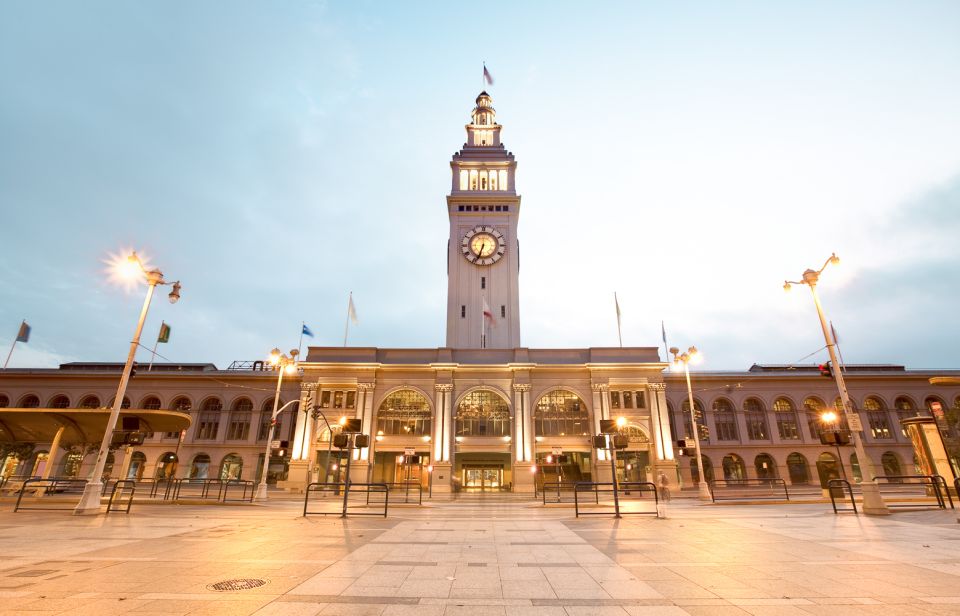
[0, 408, 192, 445]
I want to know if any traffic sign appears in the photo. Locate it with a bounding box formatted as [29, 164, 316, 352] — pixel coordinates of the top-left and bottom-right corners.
[846, 413, 863, 432]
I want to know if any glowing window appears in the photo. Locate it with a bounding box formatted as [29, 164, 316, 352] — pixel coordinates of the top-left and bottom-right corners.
[459, 170, 468, 190]
[490, 171, 498, 190]
[498, 170, 508, 191]
[470, 170, 478, 190]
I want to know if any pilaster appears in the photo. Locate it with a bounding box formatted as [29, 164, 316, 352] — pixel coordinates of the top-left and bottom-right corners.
[357, 383, 375, 462]
[512, 383, 531, 462]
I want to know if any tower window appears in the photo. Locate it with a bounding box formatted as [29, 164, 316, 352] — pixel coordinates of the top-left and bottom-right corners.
[499, 170, 508, 191]
[501, 305, 505, 317]
[459, 170, 468, 190]
[481, 277, 486, 289]
[461, 305, 466, 318]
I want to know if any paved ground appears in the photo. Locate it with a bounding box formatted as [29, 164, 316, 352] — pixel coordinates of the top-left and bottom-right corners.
[1, 494, 960, 615]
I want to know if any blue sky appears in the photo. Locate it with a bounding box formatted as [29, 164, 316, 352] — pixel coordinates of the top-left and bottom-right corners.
[1, 1, 958, 371]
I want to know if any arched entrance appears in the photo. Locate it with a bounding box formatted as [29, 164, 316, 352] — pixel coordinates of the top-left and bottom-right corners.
[754, 453, 778, 480]
[690, 455, 714, 484]
[619, 425, 651, 483]
[189, 453, 211, 479]
[127, 451, 147, 480]
[156, 452, 178, 478]
[219, 453, 243, 480]
[371, 389, 432, 486]
[881, 451, 902, 476]
[815, 452, 841, 487]
[455, 389, 512, 491]
[786, 452, 810, 484]
[722, 454, 746, 481]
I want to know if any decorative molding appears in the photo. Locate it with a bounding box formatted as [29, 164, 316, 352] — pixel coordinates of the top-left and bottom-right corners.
[435, 384, 453, 393]
[648, 383, 667, 392]
[512, 383, 531, 393]
[591, 384, 609, 392]
[300, 382, 320, 392]
[357, 382, 376, 391]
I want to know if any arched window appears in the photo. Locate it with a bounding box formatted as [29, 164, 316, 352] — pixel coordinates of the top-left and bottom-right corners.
[196, 398, 222, 440]
[773, 397, 799, 440]
[227, 398, 252, 440]
[127, 451, 147, 480]
[755, 453, 778, 479]
[171, 397, 192, 412]
[48, 395, 70, 408]
[849, 452, 862, 483]
[140, 396, 161, 410]
[457, 390, 511, 437]
[722, 454, 746, 481]
[377, 389, 432, 436]
[863, 396, 892, 439]
[680, 398, 708, 441]
[881, 451, 902, 476]
[534, 389, 588, 437]
[804, 397, 825, 439]
[108, 396, 131, 409]
[712, 398, 738, 441]
[816, 452, 840, 485]
[894, 396, 917, 436]
[189, 453, 211, 479]
[0, 394, 8, 407]
[259, 399, 287, 441]
[787, 452, 810, 484]
[743, 398, 768, 440]
[19, 394, 40, 408]
[220, 453, 243, 480]
[78, 395, 101, 409]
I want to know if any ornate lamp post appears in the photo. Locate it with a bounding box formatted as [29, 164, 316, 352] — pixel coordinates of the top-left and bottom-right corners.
[254, 348, 299, 501]
[75, 252, 181, 515]
[669, 345, 712, 501]
[784, 253, 889, 515]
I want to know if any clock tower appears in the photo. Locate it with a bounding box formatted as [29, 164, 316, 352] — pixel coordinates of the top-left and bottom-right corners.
[445, 92, 521, 349]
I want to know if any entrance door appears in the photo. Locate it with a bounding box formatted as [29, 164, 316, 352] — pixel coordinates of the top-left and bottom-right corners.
[463, 466, 502, 490]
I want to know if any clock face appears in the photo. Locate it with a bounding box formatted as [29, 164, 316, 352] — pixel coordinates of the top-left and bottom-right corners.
[461, 225, 505, 265]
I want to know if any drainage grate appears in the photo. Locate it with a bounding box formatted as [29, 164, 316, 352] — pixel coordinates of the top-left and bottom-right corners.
[207, 578, 268, 592]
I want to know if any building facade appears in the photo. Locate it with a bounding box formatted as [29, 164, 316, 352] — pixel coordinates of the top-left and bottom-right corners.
[2, 92, 959, 493]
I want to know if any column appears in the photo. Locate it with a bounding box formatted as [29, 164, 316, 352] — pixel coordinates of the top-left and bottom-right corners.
[432, 384, 454, 493]
[513, 383, 534, 493]
[591, 384, 607, 462]
[522, 386, 534, 462]
[357, 383, 375, 462]
[278, 382, 318, 492]
[649, 383, 679, 493]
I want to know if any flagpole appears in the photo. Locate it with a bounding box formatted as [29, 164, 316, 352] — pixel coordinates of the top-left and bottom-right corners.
[3, 320, 25, 370]
[298, 321, 305, 359]
[148, 332, 160, 372]
[343, 292, 352, 347]
[614, 293, 623, 348]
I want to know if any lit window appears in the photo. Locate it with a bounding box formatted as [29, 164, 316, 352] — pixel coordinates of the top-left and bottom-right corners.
[499, 170, 508, 191]
[490, 170, 498, 190]
[470, 170, 478, 190]
[459, 170, 468, 190]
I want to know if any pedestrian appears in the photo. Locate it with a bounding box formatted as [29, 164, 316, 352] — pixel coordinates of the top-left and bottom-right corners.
[658, 471, 671, 502]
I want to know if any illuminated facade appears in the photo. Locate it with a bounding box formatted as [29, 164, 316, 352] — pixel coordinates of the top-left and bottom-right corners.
[1, 93, 959, 494]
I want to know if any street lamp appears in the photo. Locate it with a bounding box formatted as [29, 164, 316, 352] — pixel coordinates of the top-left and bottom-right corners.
[669, 345, 712, 501]
[255, 348, 300, 501]
[75, 252, 181, 515]
[784, 253, 889, 515]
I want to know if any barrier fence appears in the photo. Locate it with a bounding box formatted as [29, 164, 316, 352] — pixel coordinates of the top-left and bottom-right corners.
[873, 475, 953, 510]
[107, 479, 136, 514]
[13, 478, 89, 512]
[827, 479, 857, 514]
[372, 482, 422, 505]
[573, 481, 659, 518]
[709, 478, 790, 502]
[304, 482, 389, 517]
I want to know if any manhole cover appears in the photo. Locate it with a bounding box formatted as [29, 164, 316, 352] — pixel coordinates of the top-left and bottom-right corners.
[207, 578, 268, 591]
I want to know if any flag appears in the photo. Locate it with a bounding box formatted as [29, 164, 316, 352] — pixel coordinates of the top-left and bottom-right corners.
[302, 324, 314, 338]
[157, 322, 171, 344]
[830, 321, 840, 344]
[661, 321, 667, 347]
[483, 63, 494, 86]
[614, 293, 622, 327]
[348, 294, 359, 325]
[482, 297, 495, 327]
[15, 321, 30, 343]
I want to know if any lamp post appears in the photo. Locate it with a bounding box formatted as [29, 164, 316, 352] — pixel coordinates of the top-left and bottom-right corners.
[820, 410, 848, 480]
[255, 348, 299, 501]
[784, 253, 889, 515]
[669, 346, 712, 501]
[75, 252, 181, 515]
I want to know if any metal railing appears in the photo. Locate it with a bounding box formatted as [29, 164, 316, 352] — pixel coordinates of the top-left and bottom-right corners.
[709, 478, 790, 502]
[573, 481, 659, 517]
[827, 478, 857, 514]
[371, 482, 422, 505]
[221, 479, 256, 502]
[542, 482, 600, 505]
[874, 475, 953, 509]
[304, 482, 389, 517]
[107, 479, 136, 514]
[13, 478, 89, 512]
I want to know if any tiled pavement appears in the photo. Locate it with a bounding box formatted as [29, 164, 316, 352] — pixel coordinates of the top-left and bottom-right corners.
[1, 496, 960, 615]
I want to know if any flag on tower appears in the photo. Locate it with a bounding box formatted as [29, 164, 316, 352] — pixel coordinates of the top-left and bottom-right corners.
[157, 322, 171, 343]
[483, 63, 494, 86]
[15, 321, 30, 343]
[614, 293, 622, 347]
[348, 295, 359, 325]
[302, 323, 314, 338]
[482, 297, 495, 327]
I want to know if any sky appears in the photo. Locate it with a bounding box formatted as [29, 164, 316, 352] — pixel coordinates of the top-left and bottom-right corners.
[1, 1, 958, 372]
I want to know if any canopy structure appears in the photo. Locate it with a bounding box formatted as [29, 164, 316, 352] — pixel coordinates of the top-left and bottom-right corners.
[0, 408, 191, 446]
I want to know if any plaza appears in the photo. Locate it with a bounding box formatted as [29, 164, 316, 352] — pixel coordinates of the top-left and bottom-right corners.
[1, 496, 960, 615]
